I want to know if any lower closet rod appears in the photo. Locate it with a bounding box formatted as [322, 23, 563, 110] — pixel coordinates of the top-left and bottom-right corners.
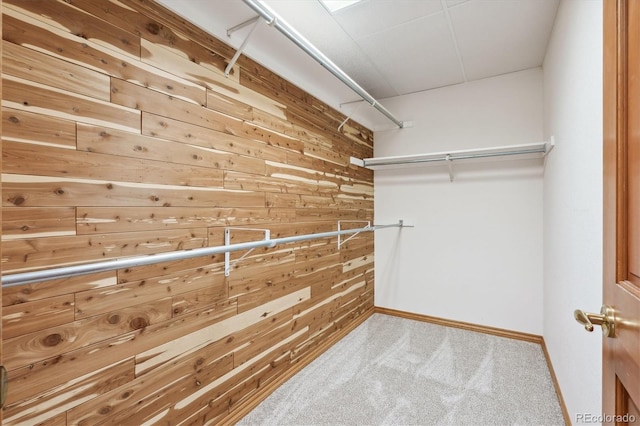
[2, 221, 405, 288]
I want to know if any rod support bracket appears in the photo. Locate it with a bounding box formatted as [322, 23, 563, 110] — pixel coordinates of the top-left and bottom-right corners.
[225, 16, 261, 77]
[338, 220, 371, 249]
[225, 227, 271, 276]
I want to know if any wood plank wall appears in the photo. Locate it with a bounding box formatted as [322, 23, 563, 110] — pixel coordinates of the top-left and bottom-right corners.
[0, 0, 374, 424]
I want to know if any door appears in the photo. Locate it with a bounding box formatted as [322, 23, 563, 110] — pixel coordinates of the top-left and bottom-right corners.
[603, 0, 640, 422]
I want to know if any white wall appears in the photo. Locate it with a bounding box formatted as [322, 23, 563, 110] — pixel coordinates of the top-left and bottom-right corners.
[374, 68, 544, 335]
[543, 0, 603, 421]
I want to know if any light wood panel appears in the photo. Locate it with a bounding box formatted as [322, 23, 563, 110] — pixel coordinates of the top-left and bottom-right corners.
[1, 0, 375, 424]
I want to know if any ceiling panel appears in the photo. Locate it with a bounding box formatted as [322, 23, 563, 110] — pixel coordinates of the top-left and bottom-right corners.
[356, 12, 464, 96]
[332, 0, 443, 40]
[449, 0, 560, 81]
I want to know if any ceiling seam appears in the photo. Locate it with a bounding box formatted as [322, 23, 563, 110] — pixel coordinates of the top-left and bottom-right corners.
[321, 1, 399, 99]
[440, 0, 467, 82]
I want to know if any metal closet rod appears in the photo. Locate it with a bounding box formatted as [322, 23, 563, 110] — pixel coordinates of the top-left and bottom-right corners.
[240, 0, 404, 129]
[1, 221, 406, 288]
[356, 141, 553, 168]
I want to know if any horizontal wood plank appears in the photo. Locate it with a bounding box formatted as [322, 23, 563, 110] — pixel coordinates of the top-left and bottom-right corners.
[2, 294, 75, 339]
[76, 206, 295, 234]
[4, 300, 237, 405]
[143, 38, 286, 120]
[3, 40, 111, 101]
[142, 112, 285, 162]
[3, 174, 262, 208]
[3, 7, 206, 105]
[2, 107, 77, 149]
[4, 358, 136, 425]
[3, 298, 174, 371]
[76, 264, 226, 319]
[4, 0, 141, 58]
[2, 272, 117, 306]
[2, 206, 76, 240]
[2, 228, 208, 273]
[3, 140, 224, 188]
[2, 75, 140, 133]
[77, 123, 267, 175]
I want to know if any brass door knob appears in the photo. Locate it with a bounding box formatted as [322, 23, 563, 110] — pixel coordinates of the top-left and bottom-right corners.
[574, 305, 616, 338]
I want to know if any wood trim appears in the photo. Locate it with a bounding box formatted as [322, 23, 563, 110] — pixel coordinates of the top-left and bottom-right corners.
[221, 306, 375, 425]
[1, 0, 3, 421]
[540, 338, 571, 426]
[374, 306, 543, 343]
[602, 0, 616, 417]
[375, 307, 570, 425]
[615, 0, 629, 285]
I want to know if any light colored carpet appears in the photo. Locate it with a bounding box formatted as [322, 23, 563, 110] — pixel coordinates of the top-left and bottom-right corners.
[238, 313, 565, 426]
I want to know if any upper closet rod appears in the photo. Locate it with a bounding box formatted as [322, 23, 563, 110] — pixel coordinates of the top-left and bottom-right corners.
[353, 141, 554, 168]
[240, 0, 405, 129]
[1, 221, 406, 288]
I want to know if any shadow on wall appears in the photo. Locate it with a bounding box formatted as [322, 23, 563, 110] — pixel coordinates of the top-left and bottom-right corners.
[376, 226, 404, 306]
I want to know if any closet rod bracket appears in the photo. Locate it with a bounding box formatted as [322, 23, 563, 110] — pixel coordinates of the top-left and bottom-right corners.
[337, 221, 371, 248]
[225, 16, 261, 77]
[224, 227, 273, 276]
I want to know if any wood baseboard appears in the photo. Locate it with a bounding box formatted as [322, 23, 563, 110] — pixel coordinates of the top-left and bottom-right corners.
[220, 306, 375, 425]
[540, 338, 571, 426]
[374, 306, 570, 425]
[374, 306, 543, 343]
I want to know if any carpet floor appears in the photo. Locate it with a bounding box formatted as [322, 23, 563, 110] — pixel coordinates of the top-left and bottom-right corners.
[238, 313, 565, 425]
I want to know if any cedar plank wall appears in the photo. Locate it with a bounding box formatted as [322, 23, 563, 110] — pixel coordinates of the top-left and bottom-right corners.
[0, 0, 374, 424]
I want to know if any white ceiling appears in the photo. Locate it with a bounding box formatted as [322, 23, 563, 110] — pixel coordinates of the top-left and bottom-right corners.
[157, 0, 560, 130]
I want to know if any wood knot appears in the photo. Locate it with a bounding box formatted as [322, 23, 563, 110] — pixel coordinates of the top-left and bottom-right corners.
[8, 116, 19, 123]
[10, 196, 26, 206]
[130, 317, 149, 330]
[146, 22, 160, 35]
[43, 333, 63, 347]
[107, 314, 120, 325]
